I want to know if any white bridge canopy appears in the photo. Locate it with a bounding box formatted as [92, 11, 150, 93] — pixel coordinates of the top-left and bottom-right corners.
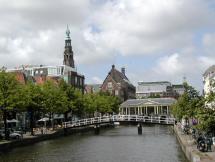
[119, 98, 176, 116]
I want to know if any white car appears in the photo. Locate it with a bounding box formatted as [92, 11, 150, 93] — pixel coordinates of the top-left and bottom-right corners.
[10, 132, 22, 139]
[0, 130, 22, 139]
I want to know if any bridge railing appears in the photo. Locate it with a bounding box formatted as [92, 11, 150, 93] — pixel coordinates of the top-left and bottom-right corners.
[64, 115, 175, 128]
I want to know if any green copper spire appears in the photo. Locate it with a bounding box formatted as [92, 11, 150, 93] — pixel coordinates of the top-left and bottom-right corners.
[66, 25, 70, 39]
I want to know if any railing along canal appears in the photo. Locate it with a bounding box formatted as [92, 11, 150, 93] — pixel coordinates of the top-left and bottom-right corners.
[63, 115, 175, 128]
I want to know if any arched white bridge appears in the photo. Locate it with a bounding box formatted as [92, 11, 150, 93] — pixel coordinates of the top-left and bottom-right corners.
[63, 115, 175, 128]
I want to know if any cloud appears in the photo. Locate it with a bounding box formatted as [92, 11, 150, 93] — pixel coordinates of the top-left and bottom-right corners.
[153, 53, 183, 75]
[92, 76, 103, 84]
[84, 0, 214, 57]
[0, 0, 215, 90]
[1, 0, 215, 66]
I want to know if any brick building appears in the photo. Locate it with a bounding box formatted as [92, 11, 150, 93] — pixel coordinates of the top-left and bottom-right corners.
[101, 65, 136, 101]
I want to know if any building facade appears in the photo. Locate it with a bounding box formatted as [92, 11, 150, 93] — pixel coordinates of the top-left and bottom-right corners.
[119, 98, 176, 117]
[203, 65, 215, 96]
[136, 81, 184, 99]
[203, 65, 215, 109]
[101, 65, 136, 101]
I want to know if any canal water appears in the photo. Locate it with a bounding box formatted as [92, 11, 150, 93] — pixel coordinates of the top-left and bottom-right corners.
[0, 125, 188, 162]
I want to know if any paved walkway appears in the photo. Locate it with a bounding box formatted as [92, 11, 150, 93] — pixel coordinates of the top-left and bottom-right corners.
[175, 124, 215, 162]
[0, 128, 59, 145]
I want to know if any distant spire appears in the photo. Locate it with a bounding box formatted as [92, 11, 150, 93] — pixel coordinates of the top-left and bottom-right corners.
[66, 25, 70, 39]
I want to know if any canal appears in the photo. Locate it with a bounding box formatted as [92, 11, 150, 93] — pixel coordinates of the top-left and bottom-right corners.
[0, 125, 188, 162]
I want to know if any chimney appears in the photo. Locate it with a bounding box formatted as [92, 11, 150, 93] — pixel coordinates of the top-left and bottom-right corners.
[121, 67, 125, 75]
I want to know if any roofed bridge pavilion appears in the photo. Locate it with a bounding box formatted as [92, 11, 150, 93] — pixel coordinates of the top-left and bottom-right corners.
[119, 98, 176, 117]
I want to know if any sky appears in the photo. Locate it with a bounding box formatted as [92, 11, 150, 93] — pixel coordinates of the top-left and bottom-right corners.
[1, 0, 215, 92]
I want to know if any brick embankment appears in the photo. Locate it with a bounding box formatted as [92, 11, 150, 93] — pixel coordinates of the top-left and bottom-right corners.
[174, 125, 215, 162]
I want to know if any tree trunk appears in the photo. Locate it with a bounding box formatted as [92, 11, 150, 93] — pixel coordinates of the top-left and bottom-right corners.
[3, 109, 9, 140]
[64, 112, 68, 122]
[51, 113, 54, 130]
[29, 109, 34, 136]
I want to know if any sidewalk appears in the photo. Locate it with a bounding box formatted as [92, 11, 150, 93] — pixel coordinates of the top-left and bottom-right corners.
[174, 124, 215, 162]
[0, 128, 63, 151]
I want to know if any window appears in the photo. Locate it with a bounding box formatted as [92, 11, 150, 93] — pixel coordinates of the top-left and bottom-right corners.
[115, 90, 119, 95]
[80, 78, 82, 86]
[107, 82, 112, 89]
[75, 76, 77, 85]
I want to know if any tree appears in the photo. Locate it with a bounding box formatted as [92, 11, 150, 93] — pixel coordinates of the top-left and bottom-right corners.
[172, 82, 200, 120]
[94, 92, 120, 116]
[59, 80, 78, 121]
[196, 106, 215, 134]
[42, 81, 68, 129]
[0, 70, 23, 139]
[196, 85, 215, 134]
[109, 95, 120, 114]
[72, 89, 85, 118]
[83, 93, 96, 117]
[22, 82, 44, 135]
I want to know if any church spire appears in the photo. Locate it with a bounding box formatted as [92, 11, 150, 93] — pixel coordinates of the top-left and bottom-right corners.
[63, 26, 75, 68]
[66, 25, 71, 39]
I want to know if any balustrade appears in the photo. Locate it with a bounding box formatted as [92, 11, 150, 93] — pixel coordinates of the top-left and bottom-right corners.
[63, 115, 175, 128]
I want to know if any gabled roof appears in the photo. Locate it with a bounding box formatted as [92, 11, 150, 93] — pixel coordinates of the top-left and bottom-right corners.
[103, 65, 134, 88]
[109, 65, 129, 82]
[120, 98, 176, 107]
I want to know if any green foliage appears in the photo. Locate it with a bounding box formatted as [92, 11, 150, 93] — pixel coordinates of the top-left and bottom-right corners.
[42, 81, 69, 114]
[172, 82, 201, 120]
[0, 72, 121, 121]
[196, 107, 215, 132]
[83, 93, 96, 116]
[21, 82, 44, 111]
[0, 71, 23, 110]
[196, 89, 215, 132]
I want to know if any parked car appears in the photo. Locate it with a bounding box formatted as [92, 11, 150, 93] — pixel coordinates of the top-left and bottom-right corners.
[0, 129, 22, 140]
[9, 132, 22, 139]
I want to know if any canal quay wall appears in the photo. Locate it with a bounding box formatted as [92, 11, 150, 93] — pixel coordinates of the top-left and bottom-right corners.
[174, 124, 215, 162]
[0, 123, 114, 152]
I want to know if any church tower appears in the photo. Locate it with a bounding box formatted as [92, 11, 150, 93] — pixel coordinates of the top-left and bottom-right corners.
[63, 26, 75, 68]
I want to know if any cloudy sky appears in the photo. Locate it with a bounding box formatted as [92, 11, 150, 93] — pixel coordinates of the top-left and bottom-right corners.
[1, 0, 215, 91]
